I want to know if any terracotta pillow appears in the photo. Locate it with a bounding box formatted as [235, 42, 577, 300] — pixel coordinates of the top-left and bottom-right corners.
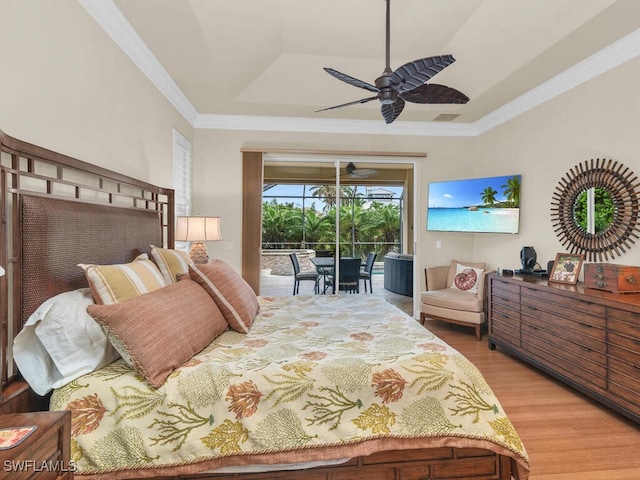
[189, 261, 259, 333]
[87, 279, 228, 388]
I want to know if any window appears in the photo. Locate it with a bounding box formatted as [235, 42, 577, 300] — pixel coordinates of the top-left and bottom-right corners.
[172, 129, 191, 250]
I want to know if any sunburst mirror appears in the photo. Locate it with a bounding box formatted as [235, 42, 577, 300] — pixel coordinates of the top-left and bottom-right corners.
[550, 158, 640, 261]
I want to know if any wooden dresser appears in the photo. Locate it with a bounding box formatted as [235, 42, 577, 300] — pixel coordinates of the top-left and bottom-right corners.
[488, 273, 640, 423]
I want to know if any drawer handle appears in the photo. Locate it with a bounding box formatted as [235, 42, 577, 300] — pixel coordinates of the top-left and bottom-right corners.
[596, 265, 604, 273]
[625, 274, 637, 285]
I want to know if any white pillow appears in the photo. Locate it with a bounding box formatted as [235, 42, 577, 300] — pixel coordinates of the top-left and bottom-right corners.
[13, 288, 119, 395]
[450, 263, 485, 294]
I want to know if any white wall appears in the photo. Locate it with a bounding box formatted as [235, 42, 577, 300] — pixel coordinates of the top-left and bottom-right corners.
[0, 0, 191, 190]
[470, 54, 640, 274]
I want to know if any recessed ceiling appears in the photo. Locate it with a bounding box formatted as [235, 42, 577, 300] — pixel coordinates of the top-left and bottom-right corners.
[97, 0, 640, 126]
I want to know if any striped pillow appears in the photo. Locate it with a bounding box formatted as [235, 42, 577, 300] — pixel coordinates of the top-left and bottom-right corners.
[79, 254, 167, 305]
[189, 261, 259, 333]
[149, 245, 193, 284]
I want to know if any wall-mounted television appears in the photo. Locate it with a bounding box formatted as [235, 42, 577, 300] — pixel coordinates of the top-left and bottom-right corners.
[427, 174, 521, 234]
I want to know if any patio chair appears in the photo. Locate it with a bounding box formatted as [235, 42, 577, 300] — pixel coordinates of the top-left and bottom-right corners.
[359, 253, 377, 293]
[289, 253, 319, 295]
[327, 257, 362, 294]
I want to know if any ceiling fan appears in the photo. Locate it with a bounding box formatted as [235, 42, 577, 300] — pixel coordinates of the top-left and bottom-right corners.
[344, 162, 377, 178]
[317, 0, 469, 124]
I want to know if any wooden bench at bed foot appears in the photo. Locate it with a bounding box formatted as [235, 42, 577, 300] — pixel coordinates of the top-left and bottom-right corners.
[145, 447, 516, 480]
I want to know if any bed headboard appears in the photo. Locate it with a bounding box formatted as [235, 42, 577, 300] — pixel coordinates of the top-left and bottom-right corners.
[0, 129, 174, 412]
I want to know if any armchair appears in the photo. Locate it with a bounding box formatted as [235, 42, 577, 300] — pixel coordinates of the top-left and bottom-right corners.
[420, 260, 489, 341]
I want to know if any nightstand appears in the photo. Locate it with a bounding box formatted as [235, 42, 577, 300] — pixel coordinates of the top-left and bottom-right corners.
[0, 411, 72, 479]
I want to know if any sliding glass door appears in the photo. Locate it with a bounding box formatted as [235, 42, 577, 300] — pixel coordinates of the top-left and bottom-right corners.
[261, 157, 413, 290]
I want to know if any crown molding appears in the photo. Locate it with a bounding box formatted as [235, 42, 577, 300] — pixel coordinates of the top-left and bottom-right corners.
[81, 1, 640, 137]
[79, 0, 198, 125]
[474, 28, 640, 135]
[194, 114, 478, 136]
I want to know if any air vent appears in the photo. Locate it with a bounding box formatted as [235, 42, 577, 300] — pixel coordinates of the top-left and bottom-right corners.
[433, 113, 460, 122]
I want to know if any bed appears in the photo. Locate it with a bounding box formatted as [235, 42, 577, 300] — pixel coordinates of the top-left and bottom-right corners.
[0, 130, 530, 480]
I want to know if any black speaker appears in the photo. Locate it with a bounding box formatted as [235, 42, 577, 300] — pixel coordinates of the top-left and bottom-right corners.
[547, 260, 555, 275]
[520, 246, 537, 273]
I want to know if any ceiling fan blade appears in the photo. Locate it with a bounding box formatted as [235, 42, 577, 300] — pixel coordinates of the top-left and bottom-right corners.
[389, 55, 456, 93]
[323, 68, 380, 93]
[381, 97, 405, 124]
[315, 96, 379, 113]
[400, 83, 469, 104]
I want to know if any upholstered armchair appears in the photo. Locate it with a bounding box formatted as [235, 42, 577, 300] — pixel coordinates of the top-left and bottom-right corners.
[420, 260, 490, 341]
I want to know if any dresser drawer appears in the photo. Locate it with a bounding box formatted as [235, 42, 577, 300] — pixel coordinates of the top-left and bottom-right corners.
[520, 306, 605, 345]
[490, 314, 520, 345]
[490, 279, 520, 303]
[521, 330, 607, 390]
[521, 320, 606, 365]
[608, 365, 640, 411]
[520, 285, 606, 319]
[608, 310, 640, 340]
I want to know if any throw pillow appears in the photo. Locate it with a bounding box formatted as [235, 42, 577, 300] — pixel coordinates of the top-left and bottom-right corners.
[450, 262, 485, 294]
[87, 279, 228, 388]
[79, 253, 167, 304]
[189, 261, 259, 333]
[149, 245, 193, 284]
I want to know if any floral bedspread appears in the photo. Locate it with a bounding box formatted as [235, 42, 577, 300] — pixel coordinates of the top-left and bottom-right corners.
[51, 295, 529, 478]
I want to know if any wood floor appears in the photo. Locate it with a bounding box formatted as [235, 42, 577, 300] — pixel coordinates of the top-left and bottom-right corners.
[423, 320, 640, 480]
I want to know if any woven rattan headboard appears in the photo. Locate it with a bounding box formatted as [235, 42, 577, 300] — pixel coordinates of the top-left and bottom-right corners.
[20, 195, 163, 322]
[0, 129, 174, 412]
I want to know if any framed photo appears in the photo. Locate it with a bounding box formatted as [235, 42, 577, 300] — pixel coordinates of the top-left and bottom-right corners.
[549, 252, 584, 285]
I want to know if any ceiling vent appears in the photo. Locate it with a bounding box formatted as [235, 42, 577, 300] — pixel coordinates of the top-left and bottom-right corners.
[433, 113, 460, 122]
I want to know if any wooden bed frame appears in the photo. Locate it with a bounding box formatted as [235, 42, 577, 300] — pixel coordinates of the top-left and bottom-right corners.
[0, 130, 522, 480]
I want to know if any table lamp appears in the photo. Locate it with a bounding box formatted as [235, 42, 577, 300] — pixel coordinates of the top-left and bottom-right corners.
[175, 216, 222, 264]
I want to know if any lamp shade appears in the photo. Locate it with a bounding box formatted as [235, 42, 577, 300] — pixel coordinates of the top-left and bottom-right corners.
[175, 216, 222, 242]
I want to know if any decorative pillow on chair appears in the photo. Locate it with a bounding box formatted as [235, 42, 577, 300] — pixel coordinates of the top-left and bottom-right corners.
[189, 261, 259, 333]
[149, 245, 193, 284]
[87, 279, 228, 388]
[449, 260, 486, 294]
[79, 253, 167, 304]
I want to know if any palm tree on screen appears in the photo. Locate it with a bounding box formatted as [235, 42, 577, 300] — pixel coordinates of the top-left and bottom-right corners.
[481, 186, 498, 206]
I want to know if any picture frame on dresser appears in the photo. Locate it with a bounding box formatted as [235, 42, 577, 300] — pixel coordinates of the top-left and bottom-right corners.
[549, 252, 584, 285]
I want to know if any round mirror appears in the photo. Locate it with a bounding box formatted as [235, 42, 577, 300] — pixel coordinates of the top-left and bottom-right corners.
[550, 158, 640, 261]
[573, 187, 615, 234]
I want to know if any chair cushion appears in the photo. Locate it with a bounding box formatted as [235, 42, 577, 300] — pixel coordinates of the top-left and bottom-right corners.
[296, 271, 319, 280]
[422, 303, 485, 325]
[421, 288, 483, 312]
